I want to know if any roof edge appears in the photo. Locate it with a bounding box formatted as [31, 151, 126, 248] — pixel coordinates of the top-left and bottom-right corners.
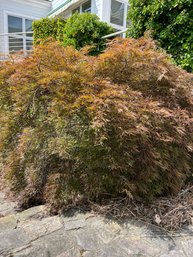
[48, 0, 72, 16]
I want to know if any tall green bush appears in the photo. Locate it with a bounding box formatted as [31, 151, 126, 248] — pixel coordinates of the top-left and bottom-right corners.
[63, 13, 114, 54]
[128, 0, 193, 72]
[33, 18, 66, 44]
[33, 13, 114, 54]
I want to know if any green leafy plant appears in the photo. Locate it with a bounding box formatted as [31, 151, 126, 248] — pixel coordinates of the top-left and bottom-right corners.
[0, 38, 192, 211]
[33, 17, 66, 44]
[128, 0, 193, 72]
[62, 12, 114, 54]
[33, 13, 114, 54]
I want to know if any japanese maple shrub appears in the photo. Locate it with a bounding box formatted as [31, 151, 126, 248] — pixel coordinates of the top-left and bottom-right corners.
[0, 38, 192, 211]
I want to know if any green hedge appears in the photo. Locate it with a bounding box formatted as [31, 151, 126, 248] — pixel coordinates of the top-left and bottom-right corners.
[63, 13, 114, 54]
[33, 13, 114, 54]
[33, 18, 66, 44]
[127, 0, 193, 72]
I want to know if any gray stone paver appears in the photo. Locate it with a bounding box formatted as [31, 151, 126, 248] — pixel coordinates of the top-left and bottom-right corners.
[0, 191, 192, 257]
[0, 192, 17, 216]
[0, 214, 18, 232]
[0, 228, 30, 251]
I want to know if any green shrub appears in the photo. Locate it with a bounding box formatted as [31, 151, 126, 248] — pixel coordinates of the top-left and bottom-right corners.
[33, 13, 114, 54]
[128, 0, 193, 72]
[62, 13, 114, 54]
[0, 38, 192, 211]
[33, 17, 66, 44]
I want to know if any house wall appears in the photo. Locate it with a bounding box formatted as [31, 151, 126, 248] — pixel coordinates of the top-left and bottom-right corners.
[50, 0, 128, 31]
[0, 0, 51, 54]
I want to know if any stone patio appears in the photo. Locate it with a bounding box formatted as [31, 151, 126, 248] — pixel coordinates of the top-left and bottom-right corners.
[0, 191, 193, 257]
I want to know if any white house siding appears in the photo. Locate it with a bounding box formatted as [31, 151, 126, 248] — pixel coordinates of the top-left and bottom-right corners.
[50, 0, 128, 31]
[0, 0, 51, 55]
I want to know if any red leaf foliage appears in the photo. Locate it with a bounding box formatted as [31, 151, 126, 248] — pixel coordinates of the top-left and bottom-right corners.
[0, 38, 192, 210]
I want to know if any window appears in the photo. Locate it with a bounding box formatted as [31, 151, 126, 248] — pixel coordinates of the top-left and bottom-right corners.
[110, 0, 125, 27]
[8, 16, 22, 33]
[7, 15, 33, 53]
[25, 19, 33, 37]
[9, 37, 23, 52]
[72, 1, 91, 15]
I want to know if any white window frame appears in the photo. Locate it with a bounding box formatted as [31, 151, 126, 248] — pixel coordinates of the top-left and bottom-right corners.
[108, 0, 128, 30]
[71, 0, 94, 15]
[3, 11, 38, 54]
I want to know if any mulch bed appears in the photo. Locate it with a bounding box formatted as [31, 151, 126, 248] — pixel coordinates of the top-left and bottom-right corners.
[86, 187, 193, 232]
[61, 186, 193, 232]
